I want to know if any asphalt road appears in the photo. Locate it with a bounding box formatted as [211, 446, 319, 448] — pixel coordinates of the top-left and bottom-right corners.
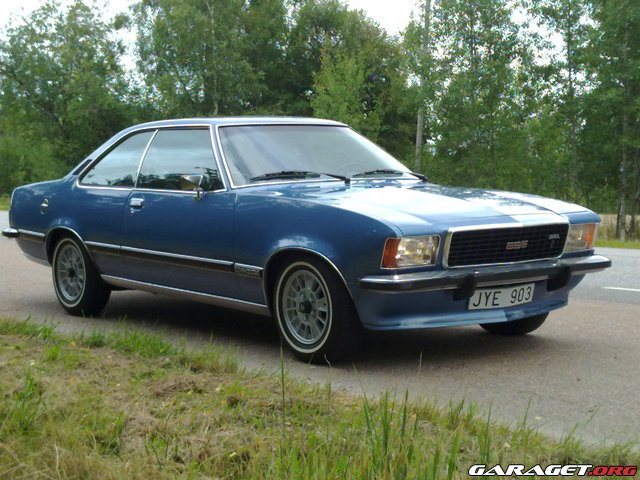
[1, 210, 638, 446]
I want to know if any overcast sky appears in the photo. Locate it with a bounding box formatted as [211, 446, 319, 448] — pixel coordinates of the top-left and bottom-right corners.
[0, 0, 420, 35]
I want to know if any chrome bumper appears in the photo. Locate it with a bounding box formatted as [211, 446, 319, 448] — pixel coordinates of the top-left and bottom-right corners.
[358, 255, 611, 299]
[2, 227, 19, 238]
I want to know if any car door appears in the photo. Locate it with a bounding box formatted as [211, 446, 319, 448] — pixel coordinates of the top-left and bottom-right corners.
[75, 130, 155, 277]
[119, 127, 238, 297]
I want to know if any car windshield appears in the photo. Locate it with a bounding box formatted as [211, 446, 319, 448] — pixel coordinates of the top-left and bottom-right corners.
[218, 125, 412, 186]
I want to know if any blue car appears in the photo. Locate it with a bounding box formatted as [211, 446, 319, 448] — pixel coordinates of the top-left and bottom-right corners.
[3, 117, 611, 362]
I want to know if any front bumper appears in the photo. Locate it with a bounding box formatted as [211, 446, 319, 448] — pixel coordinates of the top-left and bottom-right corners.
[358, 255, 611, 299]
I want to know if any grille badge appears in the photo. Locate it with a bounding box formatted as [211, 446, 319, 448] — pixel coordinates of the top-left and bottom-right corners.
[506, 240, 528, 250]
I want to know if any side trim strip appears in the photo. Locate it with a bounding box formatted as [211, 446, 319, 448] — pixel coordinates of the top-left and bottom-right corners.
[101, 275, 270, 316]
[18, 229, 46, 242]
[85, 242, 264, 275]
[233, 263, 264, 278]
[86, 241, 121, 256]
[119, 245, 234, 272]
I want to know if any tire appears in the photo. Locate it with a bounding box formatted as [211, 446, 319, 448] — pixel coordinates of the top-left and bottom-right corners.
[274, 257, 361, 364]
[52, 235, 111, 316]
[480, 313, 548, 336]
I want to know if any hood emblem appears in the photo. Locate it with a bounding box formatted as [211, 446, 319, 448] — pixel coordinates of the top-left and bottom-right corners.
[506, 240, 528, 250]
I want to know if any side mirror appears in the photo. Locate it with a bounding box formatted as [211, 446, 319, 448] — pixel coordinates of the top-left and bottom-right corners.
[180, 174, 205, 199]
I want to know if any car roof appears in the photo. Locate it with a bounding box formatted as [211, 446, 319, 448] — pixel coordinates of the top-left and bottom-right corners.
[128, 116, 347, 130]
[82, 117, 348, 165]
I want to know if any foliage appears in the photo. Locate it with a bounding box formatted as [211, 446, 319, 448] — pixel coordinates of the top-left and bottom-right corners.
[0, 317, 637, 478]
[0, 1, 135, 174]
[312, 52, 383, 139]
[0, 0, 638, 238]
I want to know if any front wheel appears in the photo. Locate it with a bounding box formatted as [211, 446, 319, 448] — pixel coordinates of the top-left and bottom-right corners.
[480, 313, 548, 336]
[274, 258, 361, 364]
[52, 236, 111, 316]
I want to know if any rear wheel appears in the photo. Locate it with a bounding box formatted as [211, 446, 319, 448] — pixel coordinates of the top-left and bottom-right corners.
[52, 236, 111, 316]
[480, 313, 548, 336]
[274, 257, 361, 364]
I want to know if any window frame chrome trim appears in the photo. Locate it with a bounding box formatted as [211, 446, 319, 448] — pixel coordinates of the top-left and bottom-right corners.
[213, 123, 418, 190]
[135, 125, 228, 192]
[442, 220, 570, 269]
[76, 124, 229, 193]
[133, 129, 158, 188]
[77, 127, 157, 190]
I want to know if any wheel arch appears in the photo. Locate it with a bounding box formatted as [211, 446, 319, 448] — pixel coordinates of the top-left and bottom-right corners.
[45, 226, 92, 265]
[263, 247, 354, 312]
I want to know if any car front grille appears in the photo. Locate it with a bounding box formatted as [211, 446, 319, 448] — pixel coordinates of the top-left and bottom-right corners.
[445, 224, 569, 268]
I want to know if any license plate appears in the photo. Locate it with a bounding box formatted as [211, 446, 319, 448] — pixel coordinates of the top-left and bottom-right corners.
[468, 283, 535, 310]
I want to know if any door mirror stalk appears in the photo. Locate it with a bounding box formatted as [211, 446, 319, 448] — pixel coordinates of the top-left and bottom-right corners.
[180, 174, 205, 199]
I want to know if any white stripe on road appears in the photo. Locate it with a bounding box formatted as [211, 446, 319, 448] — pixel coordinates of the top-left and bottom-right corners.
[603, 287, 640, 293]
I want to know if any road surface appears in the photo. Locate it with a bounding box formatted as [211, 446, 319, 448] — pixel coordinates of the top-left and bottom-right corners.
[1, 211, 638, 446]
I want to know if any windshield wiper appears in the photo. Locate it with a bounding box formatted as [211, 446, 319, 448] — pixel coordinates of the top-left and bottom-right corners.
[352, 169, 427, 182]
[250, 170, 350, 185]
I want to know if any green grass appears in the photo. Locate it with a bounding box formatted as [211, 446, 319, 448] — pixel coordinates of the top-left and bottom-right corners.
[596, 239, 640, 249]
[0, 317, 637, 479]
[0, 195, 9, 211]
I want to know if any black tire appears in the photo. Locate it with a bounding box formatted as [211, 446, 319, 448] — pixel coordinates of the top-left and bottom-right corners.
[52, 235, 111, 316]
[274, 257, 361, 364]
[480, 313, 548, 336]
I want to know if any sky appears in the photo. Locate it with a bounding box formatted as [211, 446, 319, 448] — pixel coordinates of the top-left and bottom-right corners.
[0, 0, 420, 35]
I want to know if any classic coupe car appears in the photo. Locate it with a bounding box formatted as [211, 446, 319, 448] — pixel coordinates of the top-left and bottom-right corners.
[3, 117, 611, 362]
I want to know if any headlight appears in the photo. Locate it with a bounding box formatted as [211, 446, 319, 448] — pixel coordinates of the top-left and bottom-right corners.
[563, 223, 597, 253]
[382, 235, 440, 268]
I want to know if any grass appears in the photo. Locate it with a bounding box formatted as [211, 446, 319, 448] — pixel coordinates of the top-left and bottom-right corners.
[596, 239, 640, 249]
[0, 195, 9, 211]
[597, 214, 640, 249]
[0, 318, 637, 479]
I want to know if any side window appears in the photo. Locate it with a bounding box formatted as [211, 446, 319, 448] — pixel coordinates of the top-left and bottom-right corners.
[137, 129, 222, 191]
[81, 131, 153, 187]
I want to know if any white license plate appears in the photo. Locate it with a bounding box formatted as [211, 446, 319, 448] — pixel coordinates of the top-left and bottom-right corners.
[468, 283, 535, 310]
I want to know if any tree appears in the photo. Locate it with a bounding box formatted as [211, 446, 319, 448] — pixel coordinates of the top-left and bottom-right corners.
[528, 0, 592, 203]
[292, 0, 413, 158]
[0, 0, 133, 181]
[241, 0, 292, 113]
[405, 0, 434, 171]
[133, 0, 261, 116]
[406, 0, 535, 189]
[584, 0, 640, 239]
[311, 52, 383, 139]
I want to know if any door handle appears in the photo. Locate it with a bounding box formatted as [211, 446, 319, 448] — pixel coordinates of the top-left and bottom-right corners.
[129, 197, 144, 208]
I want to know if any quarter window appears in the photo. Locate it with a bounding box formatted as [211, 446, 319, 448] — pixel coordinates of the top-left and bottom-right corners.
[137, 129, 222, 191]
[81, 131, 153, 187]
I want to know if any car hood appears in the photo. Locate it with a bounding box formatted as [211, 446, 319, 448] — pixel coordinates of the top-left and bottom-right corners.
[256, 181, 592, 236]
